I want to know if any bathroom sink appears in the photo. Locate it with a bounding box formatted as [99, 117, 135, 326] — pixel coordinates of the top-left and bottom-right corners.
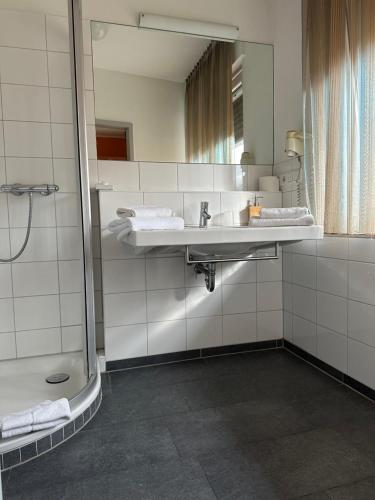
[123, 224, 324, 248]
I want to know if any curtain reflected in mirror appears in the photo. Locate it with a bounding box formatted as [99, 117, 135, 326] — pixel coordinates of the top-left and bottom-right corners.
[185, 41, 235, 164]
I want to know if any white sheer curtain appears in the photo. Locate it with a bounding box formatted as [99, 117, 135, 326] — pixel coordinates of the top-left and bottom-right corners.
[303, 0, 375, 234]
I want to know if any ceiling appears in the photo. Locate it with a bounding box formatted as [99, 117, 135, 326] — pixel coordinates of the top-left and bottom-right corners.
[92, 22, 211, 83]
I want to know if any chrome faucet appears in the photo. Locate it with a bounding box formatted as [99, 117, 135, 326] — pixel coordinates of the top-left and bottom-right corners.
[199, 201, 211, 228]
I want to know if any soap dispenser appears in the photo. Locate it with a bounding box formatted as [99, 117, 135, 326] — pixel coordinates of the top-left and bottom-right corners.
[248, 195, 263, 221]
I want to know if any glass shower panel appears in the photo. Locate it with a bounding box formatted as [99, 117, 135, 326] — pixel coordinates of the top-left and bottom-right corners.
[0, 0, 92, 417]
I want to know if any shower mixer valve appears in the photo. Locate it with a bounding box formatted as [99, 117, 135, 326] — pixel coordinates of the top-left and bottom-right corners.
[0, 183, 59, 196]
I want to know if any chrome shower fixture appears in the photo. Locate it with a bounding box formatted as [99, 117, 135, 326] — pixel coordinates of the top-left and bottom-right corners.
[0, 183, 59, 196]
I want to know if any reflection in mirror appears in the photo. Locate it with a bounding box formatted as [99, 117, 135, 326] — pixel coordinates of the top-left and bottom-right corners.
[92, 22, 273, 165]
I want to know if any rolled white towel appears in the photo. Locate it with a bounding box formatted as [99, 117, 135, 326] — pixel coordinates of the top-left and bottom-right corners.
[259, 207, 310, 219]
[249, 214, 315, 227]
[117, 206, 173, 218]
[0, 398, 71, 434]
[108, 216, 185, 240]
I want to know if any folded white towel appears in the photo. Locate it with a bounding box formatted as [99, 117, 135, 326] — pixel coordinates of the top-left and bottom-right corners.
[117, 206, 173, 218]
[0, 398, 71, 438]
[259, 207, 310, 219]
[249, 214, 315, 227]
[108, 216, 185, 240]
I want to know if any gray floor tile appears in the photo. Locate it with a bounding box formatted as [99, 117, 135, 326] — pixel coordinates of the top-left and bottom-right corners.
[242, 428, 375, 498]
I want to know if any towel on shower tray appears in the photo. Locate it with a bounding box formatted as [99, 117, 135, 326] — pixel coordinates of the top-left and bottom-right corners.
[0, 398, 71, 438]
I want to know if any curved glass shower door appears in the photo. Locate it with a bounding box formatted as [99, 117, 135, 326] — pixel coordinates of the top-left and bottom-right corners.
[0, 0, 97, 435]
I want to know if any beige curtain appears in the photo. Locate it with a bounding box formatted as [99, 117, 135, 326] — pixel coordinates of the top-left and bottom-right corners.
[185, 41, 234, 164]
[304, 0, 375, 234]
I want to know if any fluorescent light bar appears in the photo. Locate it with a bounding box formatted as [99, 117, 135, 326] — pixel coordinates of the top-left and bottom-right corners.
[139, 13, 239, 42]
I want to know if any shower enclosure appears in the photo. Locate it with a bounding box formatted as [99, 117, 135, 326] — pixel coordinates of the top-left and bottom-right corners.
[0, 0, 100, 470]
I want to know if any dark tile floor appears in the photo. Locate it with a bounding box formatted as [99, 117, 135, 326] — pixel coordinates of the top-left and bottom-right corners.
[3, 348, 375, 499]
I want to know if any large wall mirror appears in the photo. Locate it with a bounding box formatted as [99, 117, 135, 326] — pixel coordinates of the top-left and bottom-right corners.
[92, 22, 274, 165]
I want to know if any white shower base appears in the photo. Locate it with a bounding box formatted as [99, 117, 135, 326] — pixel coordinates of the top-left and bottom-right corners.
[0, 352, 86, 416]
[0, 352, 101, 459]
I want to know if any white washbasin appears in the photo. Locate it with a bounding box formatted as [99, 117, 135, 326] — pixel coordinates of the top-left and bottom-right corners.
[124, 224, 324, 248]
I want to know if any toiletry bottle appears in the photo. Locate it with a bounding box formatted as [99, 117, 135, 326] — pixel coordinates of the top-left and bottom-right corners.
[249, 195, 263, 219]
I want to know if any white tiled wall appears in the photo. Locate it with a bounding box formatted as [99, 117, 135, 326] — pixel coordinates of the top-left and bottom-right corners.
[277, 156, 375, 392]
[99, 188, 283, 362]
[0, 9, 95, 360]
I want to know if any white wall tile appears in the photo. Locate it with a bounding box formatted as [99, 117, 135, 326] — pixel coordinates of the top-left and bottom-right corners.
[348, 338, 375, 390]
[186, 286, 222, 318]
[221, 261, 256, 285]
[5, 157, 53, 185]
[292, 254, 316, 289]
[51, 123, 75, 158]
[82, 20, 92, 55]
[98, 161, 139, 191]
[223, 313, 256, 345]
[0, 10, 46, 50]
[146, 257, 184, 290]
[62, 325, 83, 352]
[214, 164, 246, 191]
[84, 55, 94, 90]
[104, 291, 146, 327]
[317, 291, 347, 335]
[16, 328, 61, 357]
[0, 230, 10, 262]
[105, 324, 147, 361]
[11, 228, 57, 262]
[8, 192, 56, 228]
[257, 258, 282, 282]
[55, 193, 80, 226]
[0, 332, 16, 360]
[283, 310, 293, 341]
[0, 264, 12, 299]
[283, 282, 293, 313]
[178, 163, 213, 191]
[86, 125, 97, 159]
[257, 310, 283, 340]
[183, 192, 220, 226]
[60, 293, 84, 327]
[348, 238, 375, 264]
[288, 240, 317, 256]
[223, 283, 256, 315]
[317, 237, 348, 260]
[187, 316, 222, 349]
[140, 163, 177, 192]
[53, 159, 77, 193]
[0, 47, 48, 85]
[257, 192, 282, 208]
[0, 298, 14, 332]
[220, 191, 251, 226]
[49, 87, 73, 123]
[57, 227, 82, 260]
[349, 261, 375, 306]
[103, 259, 145, 294]
[58, 260, 83, 293]
[293, 315, 316, 355]
[0, 197, 9, 229]
[2, 84, 50, 122]
[46, 15, 69, 52]
[12, 262, 59, 297]
[317, 257, 348, 297]
[14, 295, 60, 331]
[293, 284, 316, 323]
[0, 122, 4, 157]
[148, 319, 187, 355]
[257, 282, 283, 311]
[47, 51, 71, 88]
[101, 229, 142, 261]
[147, 289, 186, 322]
[317, 326, 347, 373]
[348, 300, 375, 347]
[143, 192, 183, 217]
[4, 122, 51, 157]
[85, 90, 95, 125]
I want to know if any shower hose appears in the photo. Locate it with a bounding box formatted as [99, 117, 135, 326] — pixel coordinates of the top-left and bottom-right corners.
[0, 192, 33, 263]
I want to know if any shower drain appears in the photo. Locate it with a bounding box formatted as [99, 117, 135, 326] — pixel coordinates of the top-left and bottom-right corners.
[45, 373, 70, 384]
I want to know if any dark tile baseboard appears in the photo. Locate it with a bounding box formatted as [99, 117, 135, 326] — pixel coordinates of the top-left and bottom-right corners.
[105, 339, 283, 372]
[284, 340, 375, 402]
